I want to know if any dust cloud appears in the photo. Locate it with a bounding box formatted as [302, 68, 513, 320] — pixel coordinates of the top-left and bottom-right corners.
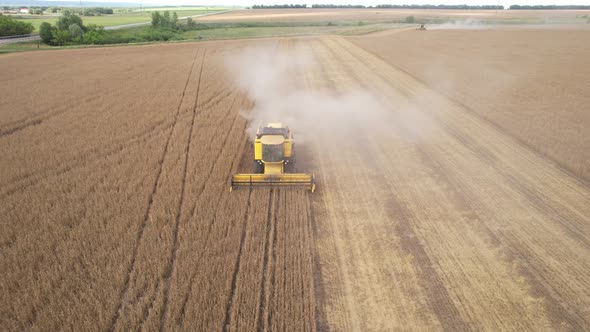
[428, 18, 492, 30]
[224, 44, 433, 152]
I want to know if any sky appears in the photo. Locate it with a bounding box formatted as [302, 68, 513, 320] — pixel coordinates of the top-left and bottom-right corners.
[49, 0, 590, 7]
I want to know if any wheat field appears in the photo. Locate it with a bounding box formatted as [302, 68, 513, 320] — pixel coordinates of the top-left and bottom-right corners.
[1, 27, 589, 331]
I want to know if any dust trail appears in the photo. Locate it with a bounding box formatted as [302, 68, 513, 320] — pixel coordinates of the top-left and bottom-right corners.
[223, 43, 435, 159]
[428, 18, 493, 30]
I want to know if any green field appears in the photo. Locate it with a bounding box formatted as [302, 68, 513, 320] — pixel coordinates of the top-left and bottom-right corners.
[135, 6, 236, 11]
[101, 21, 407, 43]
[178, 23, 406, 40]
[15, 9, 227, 31]
[0, 23, 407, 54]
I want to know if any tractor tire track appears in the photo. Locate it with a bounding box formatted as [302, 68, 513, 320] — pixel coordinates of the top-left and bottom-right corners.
[0, 93, 106, 138]
[262, 188, 282, 331]
[257, 188, 278, 332]
[349, 36, 590, 187]
[186, 93, 241, 213]
[302, 38, 362, 331]
[108, 47, 202, 332]
[315, 36, 489, 329]
[331, 36, 590, 247]
[158, 51, 206, 331]
[0, 119, 43, 138]
[436, 119, 590, 250]
[333, 35, 590, 253]
[311, 35, 590, 330]
[306, 194, 328, 332]
[0, 119, 171, 199]
[411, 146, 589, 330]
[176, 97, 249, 329]
[222, 188, 254, 332]
[322, 36, 523, 329]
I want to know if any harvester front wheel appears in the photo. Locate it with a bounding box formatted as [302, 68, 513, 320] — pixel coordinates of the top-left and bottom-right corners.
[253, 161, 264, 174]
[284, 159, 296, 173]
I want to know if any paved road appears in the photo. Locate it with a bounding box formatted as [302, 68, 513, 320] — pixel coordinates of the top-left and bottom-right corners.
[0, 34, 40, 45]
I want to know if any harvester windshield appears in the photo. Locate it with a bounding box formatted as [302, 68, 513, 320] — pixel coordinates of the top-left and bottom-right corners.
[263, 144, 283, 162]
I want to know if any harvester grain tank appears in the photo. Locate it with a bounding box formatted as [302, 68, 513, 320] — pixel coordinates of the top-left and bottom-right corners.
[230, 123, 315, 192]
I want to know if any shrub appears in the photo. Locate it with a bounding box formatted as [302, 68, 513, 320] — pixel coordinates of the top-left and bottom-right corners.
[40, 11, 93, 45]
[82, 24, 106, 44]
[151, 11, 161, 26]
[151, 11, 180, 30]
[141, 28, 175, 41]
[171, 12, 178, 29]
[39, 22, 54, 43]
[69, 23, 84, 42]
[404, 16, 416, 23]
[0, 14, 35, 36]
[51, 29, 71, 45]
[56, 10, 84, 32]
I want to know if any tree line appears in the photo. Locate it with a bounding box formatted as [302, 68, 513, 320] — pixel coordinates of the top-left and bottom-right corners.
[375, 4, 504, 9]
[249, 4, 590, 10]
[35, 9, 210, 46]
[0, 14, 34, 36]
[509, 5, 590, 10]
[2, 6, 114, 15]
[39, 11, 106, 45]
[312, 4, 366, 8]
[251, 4, 506, 9]
[151, 11, 179, 29]
[251, 4, 307, 9]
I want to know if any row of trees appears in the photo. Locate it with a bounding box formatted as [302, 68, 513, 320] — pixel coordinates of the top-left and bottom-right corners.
[4, 6, 114, 16]
[39, 11, 105, 45]
[0, 14, 34, 36]
[312, 4, 365, 8]
[36, 10, 188, 45]
[252, 4, 307, 9]
[250, 4, 590, 10]
[251, 4, 506, 9]
[28, 7, 45, 15]
[375, 4, 504, 9]
[81, 7, 114, 15]
[151, 11, 179, 29]
[251, 4, 590, 10]
[510, 5, 590, 10]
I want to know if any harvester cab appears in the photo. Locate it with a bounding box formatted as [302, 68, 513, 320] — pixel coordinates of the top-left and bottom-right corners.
[231, 123, 315, 192]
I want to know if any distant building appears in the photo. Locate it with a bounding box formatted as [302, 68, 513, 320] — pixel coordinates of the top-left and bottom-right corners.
[19, 7, 29, 14]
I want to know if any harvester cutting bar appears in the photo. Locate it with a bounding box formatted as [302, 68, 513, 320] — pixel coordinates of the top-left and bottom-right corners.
[231, 173, 316, 192]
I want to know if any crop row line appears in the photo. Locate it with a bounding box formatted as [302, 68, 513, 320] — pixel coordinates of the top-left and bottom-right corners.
[158, 50, 207, 331]
[255, 189, 276, 331]
[108, 47, 203, 332]
[0, 119, 170, 199]
[222, 188, 253, 332]
[176, 95, 247, 328]
[0, 93, 106, 139]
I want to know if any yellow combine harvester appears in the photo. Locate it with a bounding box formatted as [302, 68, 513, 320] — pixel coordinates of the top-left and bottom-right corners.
[230, 123, 315, 192]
